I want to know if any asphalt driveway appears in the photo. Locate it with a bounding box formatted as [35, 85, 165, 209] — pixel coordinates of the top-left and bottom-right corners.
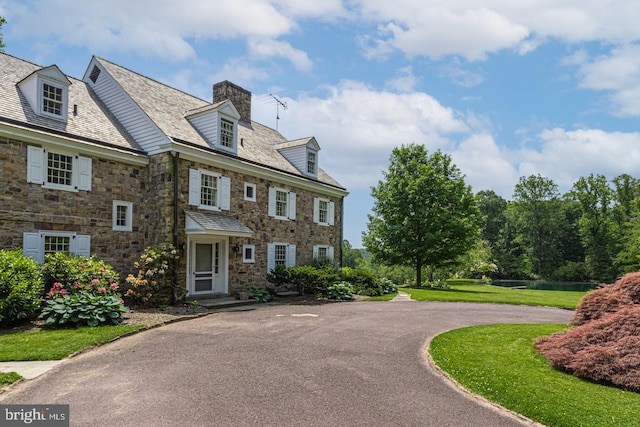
[0, 301, 571, 426]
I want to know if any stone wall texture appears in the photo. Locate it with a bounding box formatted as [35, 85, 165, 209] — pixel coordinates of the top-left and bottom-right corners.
[1, 138, 344, 296]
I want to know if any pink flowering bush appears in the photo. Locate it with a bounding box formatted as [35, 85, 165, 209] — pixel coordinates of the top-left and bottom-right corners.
[38, 253, 127, 327]
[535, 272, 640, 392]
[41, 253, 120, 298]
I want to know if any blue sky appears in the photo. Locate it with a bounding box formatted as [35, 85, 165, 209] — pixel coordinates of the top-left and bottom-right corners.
[2, 1, 640, 247]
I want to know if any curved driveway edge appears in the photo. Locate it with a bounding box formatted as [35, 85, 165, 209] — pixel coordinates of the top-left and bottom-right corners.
[0, 301, 571, 426]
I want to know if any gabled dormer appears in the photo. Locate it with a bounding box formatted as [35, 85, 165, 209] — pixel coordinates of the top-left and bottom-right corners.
[17, 65, 71, 122]
[276, 137, 321, 178]
[184, 100, 241, 154]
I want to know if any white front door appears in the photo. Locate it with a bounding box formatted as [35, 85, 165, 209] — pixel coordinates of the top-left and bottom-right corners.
[190, 239, 226, 295]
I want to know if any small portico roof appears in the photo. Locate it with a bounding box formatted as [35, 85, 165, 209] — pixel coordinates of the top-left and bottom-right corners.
[185, 210, 254, 237]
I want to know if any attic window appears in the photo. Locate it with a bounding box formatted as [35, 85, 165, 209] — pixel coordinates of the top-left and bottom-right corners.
[89, 66, 101, 83]
[220, 118, 234, 148]
[307, 151, 317, 175]
[42, 83, 63, 116]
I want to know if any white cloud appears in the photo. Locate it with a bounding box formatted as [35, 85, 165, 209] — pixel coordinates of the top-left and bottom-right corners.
[253, 80, 468, 190]
[4, 0, 295, 61]
[385, 66, 419, 93]
[247, 38, 312, 72]
[575, 45, 640, 116]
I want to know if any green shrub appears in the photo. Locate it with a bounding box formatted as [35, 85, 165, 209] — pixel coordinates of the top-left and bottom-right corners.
[379, 278, 398, 294]
[327, 281, 354, 300]
[342, 267, 383, 296]
[245, 286, 272, 303]
[0, 249, 43, 326]
[39, 292, 129, 327]
[125, 244, 180, 306]
[268, 265, 340, 295]
[41, 253, 120, 297]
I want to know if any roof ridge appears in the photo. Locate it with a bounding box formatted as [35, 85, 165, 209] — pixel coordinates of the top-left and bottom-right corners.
[94, 55, 210, 105]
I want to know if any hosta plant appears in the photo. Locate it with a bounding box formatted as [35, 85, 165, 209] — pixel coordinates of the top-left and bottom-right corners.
[39, 292, 129, 327]
[327, 281, 354, 300]
[245, 286, 272, 303]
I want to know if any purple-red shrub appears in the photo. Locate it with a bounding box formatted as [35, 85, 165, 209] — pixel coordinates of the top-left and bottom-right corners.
[535, 305, 640, 392]
[571, 272, 640, 325]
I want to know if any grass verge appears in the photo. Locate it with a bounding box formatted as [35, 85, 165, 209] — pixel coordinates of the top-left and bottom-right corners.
[401, 283, 585, 308]
[0, 324, 145, 361]
[429, 324, 640, 427]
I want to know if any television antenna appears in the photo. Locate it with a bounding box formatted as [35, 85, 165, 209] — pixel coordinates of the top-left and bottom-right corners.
[270, 94, 287, 131]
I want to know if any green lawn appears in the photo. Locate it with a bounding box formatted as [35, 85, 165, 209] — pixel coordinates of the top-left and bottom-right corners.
[401, 283, 586, 308]
[0, 324, 145, 362]
[430, 324, 640, 427]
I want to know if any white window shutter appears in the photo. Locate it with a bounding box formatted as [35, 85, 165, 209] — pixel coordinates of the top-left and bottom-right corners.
[288, 192, 296, 220]
[75, 235, 91, 257]
[329, 201, 335, 226]
[313, 198, 319, 224]
[268, 187, 276, 217]
[22, 232, 43, 263]
[287, 244, 296, 267]
[220, 176, 231, 210]
[26, 146, 44, 185]
[188, 169, 201, 206]
[312, 245, 318, 259]
[76, 156, 92, 191]
[267, 243, 275, 274]
[328, 246, 334, 260]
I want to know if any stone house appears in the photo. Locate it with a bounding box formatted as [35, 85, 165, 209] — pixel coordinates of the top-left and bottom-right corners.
[0, 52, 347, 298]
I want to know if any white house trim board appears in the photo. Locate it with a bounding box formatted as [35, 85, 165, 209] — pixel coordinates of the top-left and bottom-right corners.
[83, 57, 170, 153]
[0, 123, 149, 166]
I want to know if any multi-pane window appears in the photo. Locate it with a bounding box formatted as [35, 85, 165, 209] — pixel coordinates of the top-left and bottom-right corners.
[220, 118, 234, 148]
[201, 173, 218, 207]
[42, 83, 63, 116]
[317, 246, 328, 259]
[275, 190, 288, 217]
[44, 235, 70, 255]
[113, 201, 133, 231]
[318, 200, 328, 224]
[275, 244, 287, 266]
[47, 152, 73, 186]
[307, 151, 316, 175]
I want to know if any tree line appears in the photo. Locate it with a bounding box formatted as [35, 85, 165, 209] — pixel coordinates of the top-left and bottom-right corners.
[351, 144, 640, 285]
[478, 173, 640, 283]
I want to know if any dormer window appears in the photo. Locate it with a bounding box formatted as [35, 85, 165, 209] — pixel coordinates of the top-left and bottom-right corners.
[42, 82, 64, 116]
[17, 65, 71, 123]
[220, 117, 235, 149]
[307, 151, 317, 175]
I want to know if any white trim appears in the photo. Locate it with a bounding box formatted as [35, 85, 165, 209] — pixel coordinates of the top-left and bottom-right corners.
[313, 244, 334, 262]
[269, 187, 296, 220]
[244, 182, 256, 202]
[22, 231, 91, 263]
[0, 124, 148, 166]
[38, 77, 68, 122]
[242, 244, 255, 263]
[112, 200, 133, 231]
[188, 168, 231, 211]
[267, 242, 296, 273]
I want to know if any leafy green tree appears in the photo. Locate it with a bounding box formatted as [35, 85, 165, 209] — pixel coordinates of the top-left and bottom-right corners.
[568, 174, 615, 282]
[363, 144, 481, 287]
[611, 174, 640, 273]
[342, 239, 363, 268]
[512, 175, 563, 278]
[0, 17, 5, 51]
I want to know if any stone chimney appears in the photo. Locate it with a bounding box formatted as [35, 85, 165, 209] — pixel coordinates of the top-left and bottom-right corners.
[213, 81, 251, 124]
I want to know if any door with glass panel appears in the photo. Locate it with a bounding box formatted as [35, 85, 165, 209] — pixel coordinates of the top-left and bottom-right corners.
[191, 240, 224, 294]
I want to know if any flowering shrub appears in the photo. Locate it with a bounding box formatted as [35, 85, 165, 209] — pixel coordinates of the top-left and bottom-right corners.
[327, 281, 354, 300]
[125, 244, 179, 306]
[379, 278, 398, 294]
[0, 249, 43, 326]
[41, 253, 120, 297]
[535, 272, 640, 392]
[39, 292, 129, 327]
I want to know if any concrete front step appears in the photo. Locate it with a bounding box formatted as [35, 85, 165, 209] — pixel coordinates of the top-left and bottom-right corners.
[194, 297, 260, 311]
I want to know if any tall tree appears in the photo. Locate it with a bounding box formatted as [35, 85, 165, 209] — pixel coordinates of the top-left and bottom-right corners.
[363, 145, 480, 286]
[512, 175, 563, 278]
[0, 17, 5, 51]
[568, 174, 614, 282]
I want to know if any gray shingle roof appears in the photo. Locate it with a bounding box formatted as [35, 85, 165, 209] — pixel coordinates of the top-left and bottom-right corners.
[0, 53, 141, 152]
[95, 57, 344, 189]
[185, 210, 254, 235]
